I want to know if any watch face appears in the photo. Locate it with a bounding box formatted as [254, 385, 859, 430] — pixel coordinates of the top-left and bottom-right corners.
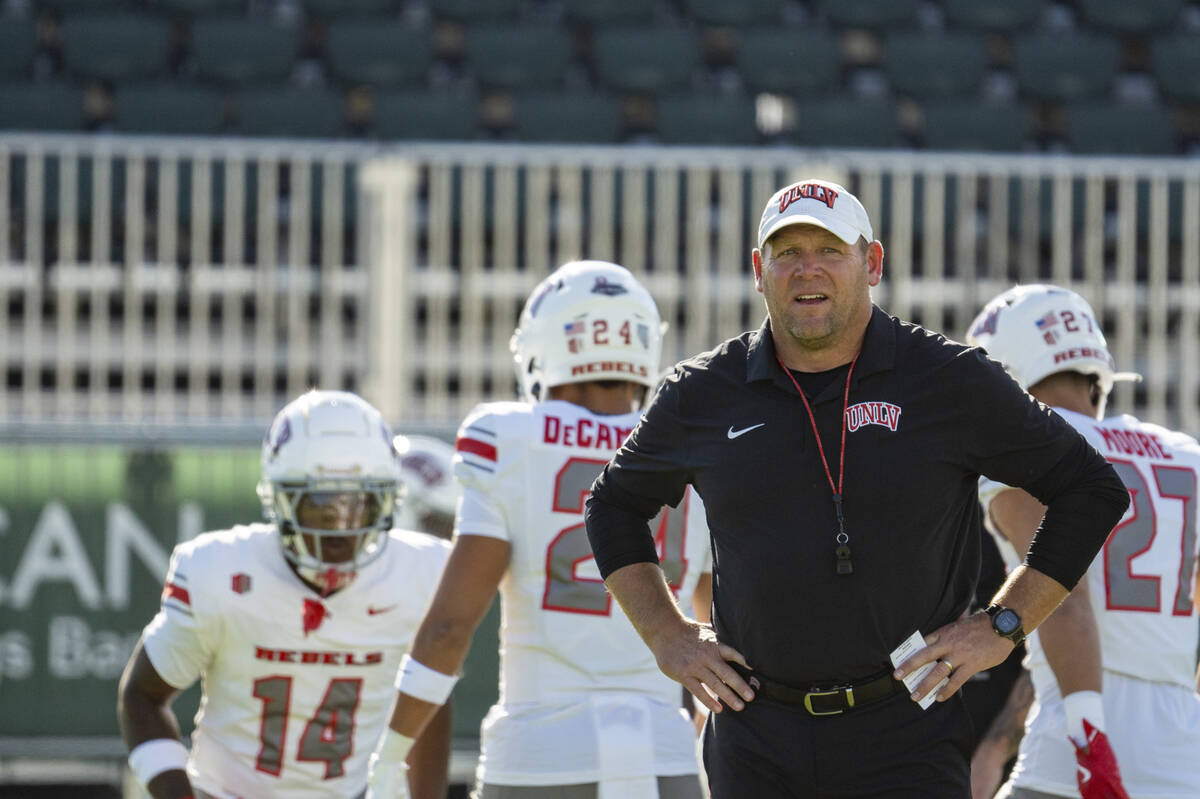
[995, 608, 1021, 634]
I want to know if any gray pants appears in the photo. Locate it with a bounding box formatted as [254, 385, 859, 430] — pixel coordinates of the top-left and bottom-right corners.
[995, 785, 1067, 799]
[196, 790, 365, 799]
[473, 775, 704, 799]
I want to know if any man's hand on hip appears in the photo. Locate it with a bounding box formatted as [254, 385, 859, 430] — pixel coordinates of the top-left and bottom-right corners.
[650, 618, 754, 714]
[1073, 719, 1131, 799]
[893, 612, 1013, 705]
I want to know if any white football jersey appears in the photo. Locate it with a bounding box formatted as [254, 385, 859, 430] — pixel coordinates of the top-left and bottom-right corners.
[454, 399, 712, 787]
[981, 408, 1200, 797]
[981, 408, 1200, 687]
[141, 523, 450, 799]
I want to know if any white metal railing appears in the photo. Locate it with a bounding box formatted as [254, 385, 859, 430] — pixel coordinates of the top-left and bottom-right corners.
[0, 133, 372, 428]
[2, 134, 1198, 437]
[365, 145, 1200, 435]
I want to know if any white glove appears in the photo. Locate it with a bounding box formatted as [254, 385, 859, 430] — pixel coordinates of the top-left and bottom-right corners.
[367, 729, 415, 799]
[367, 756, 410, 799]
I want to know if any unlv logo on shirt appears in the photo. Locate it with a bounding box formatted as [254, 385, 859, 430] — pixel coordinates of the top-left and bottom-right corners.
[845, 401, 902, 432]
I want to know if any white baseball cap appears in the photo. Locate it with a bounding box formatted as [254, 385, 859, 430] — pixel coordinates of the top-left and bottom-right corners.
[756, 179, 874, 250]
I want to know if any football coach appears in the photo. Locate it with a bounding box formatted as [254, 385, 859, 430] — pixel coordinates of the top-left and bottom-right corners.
[585, 178, 1129, 797]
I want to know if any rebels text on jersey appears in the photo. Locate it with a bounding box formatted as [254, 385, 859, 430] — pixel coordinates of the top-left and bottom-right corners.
[141, 524, 449, 799]
[453, 399, 712, 786]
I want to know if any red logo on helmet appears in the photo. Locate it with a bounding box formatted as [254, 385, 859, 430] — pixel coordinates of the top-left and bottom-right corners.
[231, 573, 252, 595]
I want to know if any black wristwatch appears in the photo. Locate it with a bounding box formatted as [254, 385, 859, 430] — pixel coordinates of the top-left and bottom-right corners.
[985, 604, 1026, 647]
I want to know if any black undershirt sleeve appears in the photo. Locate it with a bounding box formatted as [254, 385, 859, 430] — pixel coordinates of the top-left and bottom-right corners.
[1023, 435, 1130, 590]
[585, 487, 662, 579]
[961, 349, 1130, 590]
[586, 369, 693, 580]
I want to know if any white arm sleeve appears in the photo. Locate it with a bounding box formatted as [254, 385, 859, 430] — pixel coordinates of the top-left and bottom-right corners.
[454, 484, 509, 541]
[977, 476, 1024, 571]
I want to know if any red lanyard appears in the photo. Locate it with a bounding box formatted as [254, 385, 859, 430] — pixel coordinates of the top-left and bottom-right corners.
[775, 350, 860, 575]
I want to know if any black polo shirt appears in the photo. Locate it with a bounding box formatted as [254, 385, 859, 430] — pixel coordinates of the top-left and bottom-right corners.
[586, 306, 1128, 685]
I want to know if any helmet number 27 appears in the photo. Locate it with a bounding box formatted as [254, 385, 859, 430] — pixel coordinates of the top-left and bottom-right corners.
[542, 457, 689, 615]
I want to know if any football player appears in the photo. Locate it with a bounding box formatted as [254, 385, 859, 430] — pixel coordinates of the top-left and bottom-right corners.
[368, 260, 712, 799]
[968, 285, 1200, 799]
[393, 434, 460, 540]
[117, 390, 452, 799]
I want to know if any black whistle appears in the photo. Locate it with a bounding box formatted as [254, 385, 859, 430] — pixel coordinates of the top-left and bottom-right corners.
[835, 544, 853, 575]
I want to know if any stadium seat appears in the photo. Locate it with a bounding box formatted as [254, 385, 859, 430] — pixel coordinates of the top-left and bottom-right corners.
[1076, 0, 1183, 35]
[465, 25, 572, 91]
[681, 0, 783, 28]
[1066, 102, 1175, 155]
[921, 100, 1030, 151]
[326, 21, 431, 87]
[1152, 34, 1200, 104]
[883, 32, 988, 99]
[656, 94, 758, 145]
[36, 0, 134, 13]
[114, 82, 224, 135]
[0, 18, 37, 79]
[156, 0, 246, 15]
[817, 0, 921, 30]
[303, 0, 400, 16]
[736, 28, 840, 95]
[427, 0, 521, 23]
[941, 0, 1044, 32]
[373, 89, 478, 140]
[562, 0, 654, 26]
[61, 14, 172, 83]
[593, 27, 701, 94]
[0, 82, 84, 131]
[512, 92, 622, 143]
[234, 87, 345, 139]
[1014, 33, 1119, 102]
[192, 18, 300, 85]
[789, 96, 900, 148]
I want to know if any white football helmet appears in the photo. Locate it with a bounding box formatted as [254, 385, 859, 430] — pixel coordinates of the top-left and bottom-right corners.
[393, 434, 459, 539]
[510, 260, 665, 403]
[966, 283, 1140, 417]
[257, 390, 402, 595]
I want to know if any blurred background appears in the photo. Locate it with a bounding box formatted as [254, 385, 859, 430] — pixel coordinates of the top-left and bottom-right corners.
[1, 0, 1199, 795]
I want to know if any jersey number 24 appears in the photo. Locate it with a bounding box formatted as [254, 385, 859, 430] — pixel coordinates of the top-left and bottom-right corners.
[542, 456, 690, 615]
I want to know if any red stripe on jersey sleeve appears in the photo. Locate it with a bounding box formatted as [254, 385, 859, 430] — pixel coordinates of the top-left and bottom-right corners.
[163, 581, 191, 606]
[456, 436, 498, 462]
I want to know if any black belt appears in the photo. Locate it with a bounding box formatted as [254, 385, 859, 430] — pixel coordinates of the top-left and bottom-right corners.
[732, 664, 904, 716]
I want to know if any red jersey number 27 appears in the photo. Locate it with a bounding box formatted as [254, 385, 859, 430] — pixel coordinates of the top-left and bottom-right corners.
[1104, 458, 1197, 615]
[542, 456, 689, 615]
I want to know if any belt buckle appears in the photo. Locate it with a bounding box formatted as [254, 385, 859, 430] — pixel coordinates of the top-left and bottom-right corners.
[802, 685, 855, 716]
